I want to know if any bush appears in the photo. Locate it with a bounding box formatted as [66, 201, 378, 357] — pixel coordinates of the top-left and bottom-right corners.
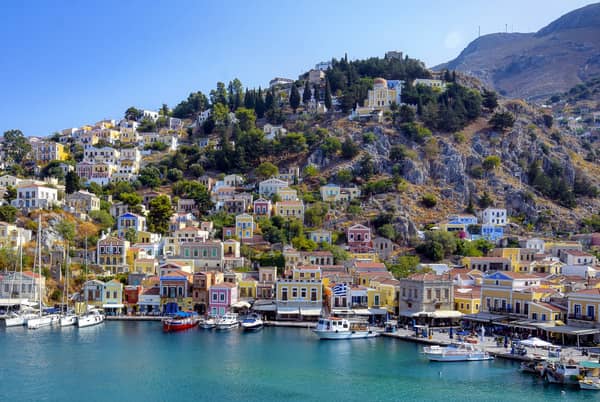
[421, 194, 437, 208]
[362, 132, 376, 144]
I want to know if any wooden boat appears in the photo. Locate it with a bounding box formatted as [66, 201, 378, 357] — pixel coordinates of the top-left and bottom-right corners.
[163, 312, 199, 332]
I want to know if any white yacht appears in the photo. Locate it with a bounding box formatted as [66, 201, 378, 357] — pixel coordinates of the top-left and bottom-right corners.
[313, 317, 378, 340]
[59, 313, 78, 327]
[77, 309, 105, 328]
[199, 317, 217, 329]
[423, 342, 493, 362]
[543, 361, 580, 384]
[215, 313, 239, 331]
[4, 309, 39, 327]
[27, 314, 60, 330]
[241, 314, 264, 332]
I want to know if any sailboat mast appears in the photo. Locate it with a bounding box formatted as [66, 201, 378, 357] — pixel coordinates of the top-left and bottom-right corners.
[38, 215, 42, 315]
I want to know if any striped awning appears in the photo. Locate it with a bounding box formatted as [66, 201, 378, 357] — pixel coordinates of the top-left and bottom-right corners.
[277, 306, 300, 315]
[300, 307, 322, 316]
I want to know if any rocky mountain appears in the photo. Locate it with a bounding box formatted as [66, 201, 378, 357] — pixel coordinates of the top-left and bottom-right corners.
[435, 3, 600, 100]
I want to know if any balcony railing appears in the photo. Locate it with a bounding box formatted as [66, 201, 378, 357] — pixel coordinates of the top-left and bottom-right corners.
[488, 306, 527, 316]
[568, 314, 595, 322]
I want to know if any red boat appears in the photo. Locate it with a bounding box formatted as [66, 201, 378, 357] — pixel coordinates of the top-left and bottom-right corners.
[163, 312, 199, 332]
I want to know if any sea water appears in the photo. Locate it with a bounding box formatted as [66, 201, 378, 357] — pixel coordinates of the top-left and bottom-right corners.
[0, 322, 596, 402]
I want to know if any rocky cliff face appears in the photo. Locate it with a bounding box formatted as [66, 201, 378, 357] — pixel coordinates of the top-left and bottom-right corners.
[436, 3, 600, 99]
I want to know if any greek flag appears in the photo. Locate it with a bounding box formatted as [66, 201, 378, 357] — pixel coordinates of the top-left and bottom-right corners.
[332, 283, 348, 296]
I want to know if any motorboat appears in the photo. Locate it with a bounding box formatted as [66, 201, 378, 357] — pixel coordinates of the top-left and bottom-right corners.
[542, 361, 580, 384]
[163, 312, 199, 332]
[27, 313, 60, 330]
[520, 357, 546, 374]
[215, 313, 239, 331]
[59, 313, 78, 327]
[423, 342, 494, 362]
[199, 317, 217, 329]
[241, 314, 264, 332]
[579, 377, 600, 390]
[77, 309, 105, 328]
[312, 317, 378, 340]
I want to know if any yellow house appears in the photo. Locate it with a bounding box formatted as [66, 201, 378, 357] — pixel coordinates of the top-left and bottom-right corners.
[567, 288, 600, 324]
[367, 288, 382, 309]
[462, 256, 511, 272]
[481, 271, 560, 322]
[119, 128, 140, 143]
[489, 248, 537, 272]
[274, 200, 305, 222]
[235, 213, 254, 240]
[349, 253, 381, 263]
[454, 286, 481, 315]
[133, 258, 158, 275]
[237, 277, 257, 300]
[438, 221, 467, 234]
[371, 278, 400, 313]
[276, 187, 298, 201]
[275, 266, 323, 318]
[31, 141, 69, 165]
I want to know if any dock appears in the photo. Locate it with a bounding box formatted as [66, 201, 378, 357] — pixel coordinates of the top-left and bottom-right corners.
[106, 316, 162, 321]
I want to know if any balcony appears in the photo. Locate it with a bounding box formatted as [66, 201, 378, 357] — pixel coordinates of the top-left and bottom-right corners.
[568, 314, 595, 322]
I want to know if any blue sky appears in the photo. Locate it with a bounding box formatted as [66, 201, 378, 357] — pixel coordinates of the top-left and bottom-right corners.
[0, 0, 594, 135]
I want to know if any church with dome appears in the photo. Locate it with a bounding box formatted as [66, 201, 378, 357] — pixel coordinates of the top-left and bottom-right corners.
[351, 77, 404, 121]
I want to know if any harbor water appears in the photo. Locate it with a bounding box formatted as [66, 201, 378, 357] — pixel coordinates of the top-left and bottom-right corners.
[0, 322, 597, 402]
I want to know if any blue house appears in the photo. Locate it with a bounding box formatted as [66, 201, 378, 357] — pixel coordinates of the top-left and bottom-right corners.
[117, 212, 147, 238]
[447, 214, 478, 225]
[479, 224, 504, 241]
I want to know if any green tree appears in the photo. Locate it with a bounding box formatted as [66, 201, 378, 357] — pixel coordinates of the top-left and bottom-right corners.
[124, 106, 142, 120]
[324, 79, 332, 110]
[172, 180, 214, 214]
[489, 112, 515, 131]
[289, 84, 300, 112]
[138, 166, 162, 188]
[3, 186, 16, 203]
[255, 162, 279, 180]
[378, 224, 396, 240]
[421, 194, 437, 208]
[124, 228, 138, 244]
[337, 169, 353, 185]
[3, 129, 31, 164]
[387, 255, 420, 278]
[56, 220, 76, 243]
[137, 118, 157, 132]
[478, 191, 493, 208]
[341, 137, 359, 159]
[212, 102, 229, 126]
[147, 195, 173, 235]
[0, 205, 18, 223]
[89, 210, 115, 231]
[482, 155, 501, 172]
[320, 137, 342, 157]
[235, 107, 256, 131]
[65, 171, 80, 194]
[302, 80, 311, 105]
[482, 89, 498, 111]
[167, 168, 183, 182]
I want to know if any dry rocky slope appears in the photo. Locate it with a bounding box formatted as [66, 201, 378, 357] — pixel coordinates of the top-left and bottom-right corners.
[435, 2, 600, 100]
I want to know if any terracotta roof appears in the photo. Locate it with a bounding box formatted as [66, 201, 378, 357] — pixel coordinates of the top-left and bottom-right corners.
[534, 302, 564, 312]
[572, 288, 600, 296]
[406, 273, 451, 281]
[454, 286, 481, 299]
[142, 287, 160, 295]
[355, 262, 386, 269]
[210, 282, 236, 288]
[467, 257, 510, 263]
[498, 272, 546, 279]
[565, 250, 594, 257]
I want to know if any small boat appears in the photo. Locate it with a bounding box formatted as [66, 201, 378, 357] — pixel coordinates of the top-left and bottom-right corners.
[423, 342, 494, 362]
[312, 317, 379, 340]
[78, 309, 105, 328]
[27, 313, 60, 330]
[520, 357, 546, 374]
[215, 313, 239, 331]
[59, 313, 78, 327]
[241, 314, 264, 332]
[199, 317, 216, 329]
[163, 311, 199, 332]
[580, 377, 600, 390]
[542, 361, 580, 384]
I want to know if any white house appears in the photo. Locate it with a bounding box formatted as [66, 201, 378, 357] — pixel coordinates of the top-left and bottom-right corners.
[482, 208, 507, 226]
[562, 265, 597, 279]
[562, 250, 597, 267]
[258, 178, 289, 197]
[525, 238, 546, 254]
[140, 110, 159, 122]
[12, 184, 59, 210]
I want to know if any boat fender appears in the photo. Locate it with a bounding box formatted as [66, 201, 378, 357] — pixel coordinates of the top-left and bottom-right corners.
[335, 330, 338, 333]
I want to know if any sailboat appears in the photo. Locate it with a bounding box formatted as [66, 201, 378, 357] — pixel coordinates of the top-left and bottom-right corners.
[59, 243, 77, 327]
[28, 215, 59, 329]
[4, 237, 38, 327]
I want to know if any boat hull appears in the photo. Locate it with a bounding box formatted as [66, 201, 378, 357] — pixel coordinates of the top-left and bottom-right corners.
[27, 315, 59, 330]
[4, 316, 25, 327]
[580, 380, 600, 390]
[78, 314, 105, 328]
[425, 353, 494, 362]
[60, 315, 77, 327]
[163, 320, 199, 332]
[312, 329, 379, 340]
[215, 323, 239, 331]
[241, 322, 264, 332]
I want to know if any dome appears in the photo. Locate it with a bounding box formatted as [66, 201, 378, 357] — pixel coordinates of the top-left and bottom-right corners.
[373, 77, 387, 87]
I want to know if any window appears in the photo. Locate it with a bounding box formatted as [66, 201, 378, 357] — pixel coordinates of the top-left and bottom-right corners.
[301, 288, 307, 298]
[587, 305, 595, 319]
[444, 289, 449, 299]
[220, 293, 225, 302]
[426, 289, 431, 300]
[113, 291, 117, 299]
[374, 295, 380, 306]
[282, 288, 288, 301]
[402, 288, 406, 297]
[435, 289, 441, 300]
[292, 288, 298, 298]
[106, 291, 110, 299]
[311, 288, 318, 301]
[212, 293, 217, 301]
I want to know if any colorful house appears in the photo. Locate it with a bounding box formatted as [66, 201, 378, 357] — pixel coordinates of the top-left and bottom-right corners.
[308, 229, 332, 245]
[489, 248, 537, 272]
[117, 212, 147, 238]
[346, 224, 373, 253]
[454, 286, 481, 315]
[209, 282, 238, 317]
[235, 213, 254, 240]
[462, 256, 511, 272]
[103, 279, 124, 315]
[160, 269, 193, 313]
[96, 236, 130, 274]
[567, 288, 600, 326]
[275, 266, 323, 320]
[192, 271, 224, 315]
[274, 200, 305, 221]
[253, 198, 272, 216]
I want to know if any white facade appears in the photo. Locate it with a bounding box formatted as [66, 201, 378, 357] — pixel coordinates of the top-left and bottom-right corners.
[258, 178, 289, 197]
[12, 184, 59, 210]
[525, 238, 545, 254]
[482, 208, 507, 226]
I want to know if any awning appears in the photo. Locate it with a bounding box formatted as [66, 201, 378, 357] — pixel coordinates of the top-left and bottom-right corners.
[300, 307, 322, 316]
[399, 310, 426, 317]
[462, 313, 509, 323]
[331, 309, 354, 315]
[252, 301, 277, 311]
[541, 326, 600, 336]
[103, 304, 124, 309]
[581, 361, 600, 369]
[369, 308, 389, 315]
[231, 301, 251, 309]
[138, 301, 160, 306]
[354, 309, 373, 315]
[431, 310, 463, 319]
[277, 306, 299, 315]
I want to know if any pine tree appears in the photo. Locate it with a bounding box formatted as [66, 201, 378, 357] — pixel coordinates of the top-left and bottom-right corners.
[244, 89, 255, 109]
[265, 88, 274, 111]
[313, 84, 320, 102]
[290, 84, 300, 113]
[303, 80, 311, 105]
[324, 79, 332, 110]
[65, 171, 80, 194]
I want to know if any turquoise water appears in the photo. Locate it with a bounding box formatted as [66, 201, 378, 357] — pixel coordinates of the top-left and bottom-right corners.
[0, 322, 596, 402]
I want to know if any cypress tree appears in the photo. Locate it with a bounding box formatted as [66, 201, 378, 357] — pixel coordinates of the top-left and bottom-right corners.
[255, 87, 266, 118]
[265, 88, 274, 111]
[313, 84, 320, 102]
[324, 79, 332, 110]
[290, 84, 300, 113]
[303, 80, 311, 105]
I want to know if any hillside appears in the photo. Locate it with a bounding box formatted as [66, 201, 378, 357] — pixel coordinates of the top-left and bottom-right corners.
[435, 3, 600, 100]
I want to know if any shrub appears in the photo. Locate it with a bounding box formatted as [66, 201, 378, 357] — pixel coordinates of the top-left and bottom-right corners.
[421, 194, 437, 208]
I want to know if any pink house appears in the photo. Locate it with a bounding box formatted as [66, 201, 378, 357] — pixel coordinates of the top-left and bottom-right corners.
[253, 198, 272, 216]
[347, 224, 373, 253]
[209, 282, 238, 316]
